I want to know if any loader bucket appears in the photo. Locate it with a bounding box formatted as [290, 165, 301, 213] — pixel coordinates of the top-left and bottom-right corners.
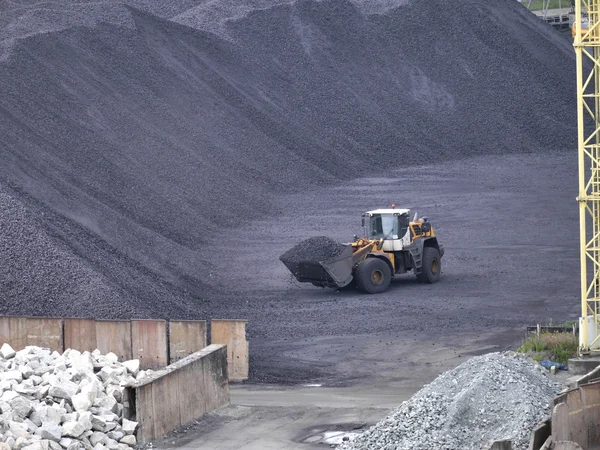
[280, 245, 355, 288]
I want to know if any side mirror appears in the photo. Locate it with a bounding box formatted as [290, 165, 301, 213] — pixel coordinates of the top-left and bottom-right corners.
[422, 222, 432, 233]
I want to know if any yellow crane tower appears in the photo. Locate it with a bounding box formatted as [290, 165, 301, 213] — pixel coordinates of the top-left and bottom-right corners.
[574, 0, 600, 353]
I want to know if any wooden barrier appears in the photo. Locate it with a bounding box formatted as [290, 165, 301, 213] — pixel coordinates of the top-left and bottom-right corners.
[134, 345, 229, 444]
[0, 316, 244, 376]
[211, 320, 248, 382]
[131, 320, 168, 370]
[551, 380, 600, 447]
[96, 320, 133, 361]
[0, 316, 28, 350]
[64, 318, 97, 351]
[169, 320, 207, 363]
[26, 318, 63, 352]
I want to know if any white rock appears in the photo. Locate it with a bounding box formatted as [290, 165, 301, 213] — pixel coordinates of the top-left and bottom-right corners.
[9, 421, 30, 438]
[105, 387, 121, 404]
[105, 439, 118, 450]
[24, 418, 39, 432]
[89, 433, 106, 447]
[48, 441, 62, 450]
[38, 423, 62, 442]
[1, 344, 16, 359]
[34, 406, 62, 426]
[5, 437, 16, 449]
[92, 445, 105, 450]
[22, 442, 48, 450]
[104, 353, 118, 364]
[114, 444, 128, 450]
[61, 413, 77, 424]
[105, 431, 124, 442]
[120, 420, 137, 436]
[97, 369, 117, 384]
[134, 371, 146, 381]
[118, 436, 135, 447]
[58, 438, 73, 449]
[65, 443, 80, 450]
[19, 366, 34, 379]
[14, 437, 29, 450]
[71, 392, 93, 412]
[10, 395, 32, 419]
[78, 412, 93, 431]
[0, 379, 15, 391]
[0, 442, 11, 450]
[61, 422, 85, 438]
[1, 371, 23, 382]
[69, 355, 94, 374]
[30, 376, 43, 386]
[93, 398, 117, 415]
[48, 380, 78, 400]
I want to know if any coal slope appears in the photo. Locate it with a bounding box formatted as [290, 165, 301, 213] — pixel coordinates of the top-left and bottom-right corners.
[0, 0, 575, 319]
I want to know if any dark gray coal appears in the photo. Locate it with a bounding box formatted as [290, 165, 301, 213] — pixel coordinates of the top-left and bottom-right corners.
[280, 236, 348, 264]
[0, 0, 575, 319]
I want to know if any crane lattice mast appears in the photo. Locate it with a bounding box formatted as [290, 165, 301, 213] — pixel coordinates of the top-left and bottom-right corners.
[575, 0, 600, 352]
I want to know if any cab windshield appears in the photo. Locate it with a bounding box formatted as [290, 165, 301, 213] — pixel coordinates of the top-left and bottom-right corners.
[366, 214, 398, 239]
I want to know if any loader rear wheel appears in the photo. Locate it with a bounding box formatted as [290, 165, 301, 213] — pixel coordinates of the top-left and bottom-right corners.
[355, 258, 391, 294]
[417, 247, 441, 283]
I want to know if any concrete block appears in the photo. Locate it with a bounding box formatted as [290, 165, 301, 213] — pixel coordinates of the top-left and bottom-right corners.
[568, 357, 600, 376]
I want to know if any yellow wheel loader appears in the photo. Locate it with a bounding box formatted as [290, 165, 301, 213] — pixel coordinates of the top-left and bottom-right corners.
[280, 208, 444, 294]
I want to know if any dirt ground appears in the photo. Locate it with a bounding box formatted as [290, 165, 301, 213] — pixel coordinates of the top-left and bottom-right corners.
[200, 151, 579, 385]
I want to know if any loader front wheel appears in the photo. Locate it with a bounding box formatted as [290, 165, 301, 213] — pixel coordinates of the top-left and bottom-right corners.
[355, 258, 391, 294]
[417, 247, 441, 283]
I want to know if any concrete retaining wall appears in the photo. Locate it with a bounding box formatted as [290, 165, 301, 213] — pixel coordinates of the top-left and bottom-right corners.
[131, 344, 229, 444]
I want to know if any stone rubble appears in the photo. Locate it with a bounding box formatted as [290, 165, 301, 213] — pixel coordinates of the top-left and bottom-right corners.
[338, 352, 562, 450]
[0, 344, 149, 450]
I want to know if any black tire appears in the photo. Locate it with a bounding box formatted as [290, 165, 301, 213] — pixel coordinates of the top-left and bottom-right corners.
[355, 257, 392, 294]
[417, 247, 441, 283]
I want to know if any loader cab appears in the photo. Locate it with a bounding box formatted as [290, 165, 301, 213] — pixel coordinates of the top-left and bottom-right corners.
[362, 209, 411, 252]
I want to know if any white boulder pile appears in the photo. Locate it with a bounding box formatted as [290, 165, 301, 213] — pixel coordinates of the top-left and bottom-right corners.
[0, 343, 149, 450]
[338, 352, 562, 450]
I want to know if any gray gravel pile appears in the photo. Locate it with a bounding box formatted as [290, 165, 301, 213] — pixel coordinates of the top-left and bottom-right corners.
[0, 343, 149, 450]
[0, 0, 575, 320]
[280, 237, 348, 264]
[338, 352, 562, 450]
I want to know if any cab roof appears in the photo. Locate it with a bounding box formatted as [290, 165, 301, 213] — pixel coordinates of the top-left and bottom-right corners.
[364, 208, 410, 215]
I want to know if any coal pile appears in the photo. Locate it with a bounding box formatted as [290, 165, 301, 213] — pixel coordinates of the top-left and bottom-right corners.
[0, 0, 576, 318]
[280, 237, 348, 264]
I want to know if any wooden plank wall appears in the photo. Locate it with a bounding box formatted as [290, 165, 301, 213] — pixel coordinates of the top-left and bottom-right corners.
[135, 345, 229, 444]
[211, 320, 248, 382]
[0, 316, 243, 374]
[169, 320, 207, 363]
[131, 320, 168, 370]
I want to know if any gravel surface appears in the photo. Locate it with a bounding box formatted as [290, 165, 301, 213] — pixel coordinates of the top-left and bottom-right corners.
[338, 352, 562, 450]
[0, 0, 575, 320]
[280, 236, 347, 264]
